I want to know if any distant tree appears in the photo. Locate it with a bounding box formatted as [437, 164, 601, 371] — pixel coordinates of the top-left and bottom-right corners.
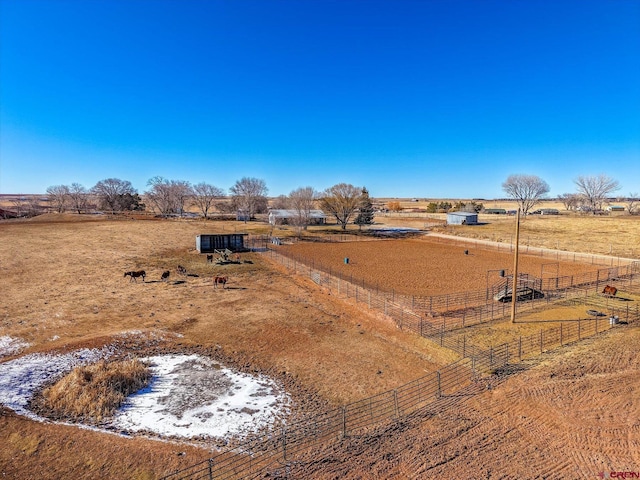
[387, 201, 402, 212]
[91, 178, 137, 212]
[558, 193, 581, 211]
[68, 183, 88, 214]
[46, 185, 70, 213]
[191, 182, 225, 219]
[627, 192, 639, 215]
[574, 174, 621, 213]
[438, 201, 452, 212]
[502, 174, 550, 215]
[354, 187, 375, 230]
[319, 183, 361, 230]
[271, 195, 290, 210]
[288, 186, 318, 232]
[145, 177, 191, 215]
[426, 202, 438, 213]
[229, 177, 269, 221]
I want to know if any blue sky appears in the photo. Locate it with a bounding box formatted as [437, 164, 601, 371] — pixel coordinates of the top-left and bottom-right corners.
[1, 0, 639, 198]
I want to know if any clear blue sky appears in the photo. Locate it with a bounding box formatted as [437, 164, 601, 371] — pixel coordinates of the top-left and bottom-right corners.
[1, 0, 639, 198]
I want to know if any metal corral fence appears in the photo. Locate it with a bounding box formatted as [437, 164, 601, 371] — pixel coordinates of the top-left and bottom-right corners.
[265, 243, 640, 335]
[160, 252, 640, 479]
[160, 314, 640, 480]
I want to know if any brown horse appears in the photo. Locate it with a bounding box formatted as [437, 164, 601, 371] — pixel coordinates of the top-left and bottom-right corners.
[124, 270, 146, 282]
[213, 276, 228, 289]
[602, 285, 617, 297]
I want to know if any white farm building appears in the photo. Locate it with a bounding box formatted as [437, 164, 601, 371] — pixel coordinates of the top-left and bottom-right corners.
[268, 209, 327, 226]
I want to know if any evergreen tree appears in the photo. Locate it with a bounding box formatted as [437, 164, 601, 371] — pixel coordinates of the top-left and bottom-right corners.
[354, 187, 375, 230]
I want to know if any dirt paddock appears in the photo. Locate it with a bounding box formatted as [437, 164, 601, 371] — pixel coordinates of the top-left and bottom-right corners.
[280, 237, 607, 296]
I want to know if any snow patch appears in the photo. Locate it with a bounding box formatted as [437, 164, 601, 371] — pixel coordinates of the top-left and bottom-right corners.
[0, 335, 30, 358]
[0, 349, 290, 442]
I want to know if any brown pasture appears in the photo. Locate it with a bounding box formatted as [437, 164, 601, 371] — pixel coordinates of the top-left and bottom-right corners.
[1, 213, 639, 479]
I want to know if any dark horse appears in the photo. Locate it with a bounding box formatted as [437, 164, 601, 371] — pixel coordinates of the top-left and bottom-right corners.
[213, 276, 228, 289]
[161, 270, 170, 282]
[602, 285, 618, 297]
[125, 270, 146, 282]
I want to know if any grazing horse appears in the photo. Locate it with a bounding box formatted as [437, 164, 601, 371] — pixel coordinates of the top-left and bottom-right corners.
[602, 285, 618, 297]
[206, 254, 213, 263]
[177, 265, 187, 276]
[124, 270, 146, 282]
[161, 270, 170, 282]
[213, 276, 228, 289]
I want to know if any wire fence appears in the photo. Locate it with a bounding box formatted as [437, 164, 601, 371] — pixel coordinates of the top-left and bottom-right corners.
[159, 241, 640, 480]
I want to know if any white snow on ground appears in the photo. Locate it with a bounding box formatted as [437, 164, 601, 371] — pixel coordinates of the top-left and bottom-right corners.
[0, 335, 30, 358]
[0, 347, 290, 442]
[112, 355, 290, 439]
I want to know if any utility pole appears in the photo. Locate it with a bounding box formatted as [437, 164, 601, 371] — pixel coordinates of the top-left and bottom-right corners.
[511, 208, 521, 324]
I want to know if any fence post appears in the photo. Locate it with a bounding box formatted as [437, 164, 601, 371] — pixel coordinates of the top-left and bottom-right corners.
[560, 323, 563, 346]
[578, 319, 581, 341]
[394, 390, 400, 418]
[518, 336, 522, 361]
[282, 428, 287, 462]
[342, 406, 347, 439]
[208, 458, 213, 480]
[436, 371, 441, 398]
[540, 329, 543, 354]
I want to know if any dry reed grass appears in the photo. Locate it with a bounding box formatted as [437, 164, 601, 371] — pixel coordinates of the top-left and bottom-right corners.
[32, 359, 151, 423]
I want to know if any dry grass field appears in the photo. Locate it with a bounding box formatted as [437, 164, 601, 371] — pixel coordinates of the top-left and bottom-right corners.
[1, 212, 639, 479]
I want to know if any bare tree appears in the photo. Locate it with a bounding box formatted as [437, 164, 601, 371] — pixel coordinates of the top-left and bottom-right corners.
[192, 182, 225, 219]
[68, 183, 88, 214]
[229, 177, 268, 221]
[91, 178, 137, 212]
[558, 193, 581, 211]
[574, 174, 621, 213]
[627, 193, 639, 215]
[288, 186, 318, 232]
[145, 177, 192, 216]
[501, 174, 550, 215]
[271, 195, 290, 209]
[319, 183, 361, 230]
[46, 185, 70, 213]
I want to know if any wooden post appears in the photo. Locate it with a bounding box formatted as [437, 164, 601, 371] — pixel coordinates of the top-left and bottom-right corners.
[510, 210, 521, 324]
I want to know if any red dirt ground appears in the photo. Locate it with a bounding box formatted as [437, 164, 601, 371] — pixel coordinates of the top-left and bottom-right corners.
[281, 237, 606, 295]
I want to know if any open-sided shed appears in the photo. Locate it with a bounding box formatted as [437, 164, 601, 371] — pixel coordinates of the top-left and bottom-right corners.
[446, 211, 478, 225]
[196, 234, 248, 253]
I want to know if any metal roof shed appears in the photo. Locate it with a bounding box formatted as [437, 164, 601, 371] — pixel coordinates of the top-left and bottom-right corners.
[446, 211, 478, 225]
[196, 234, 248, 253]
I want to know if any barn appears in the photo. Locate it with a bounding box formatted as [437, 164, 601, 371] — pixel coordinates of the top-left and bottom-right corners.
[446, 211, 478, 225]
[196, 234, 248, 253]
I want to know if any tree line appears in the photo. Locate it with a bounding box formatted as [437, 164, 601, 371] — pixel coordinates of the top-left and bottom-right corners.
[42, 177, 375, 230]
[37, 172, 639, 224]
[501, 173, 638, 215]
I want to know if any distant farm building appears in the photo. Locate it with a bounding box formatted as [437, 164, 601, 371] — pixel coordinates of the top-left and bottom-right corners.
[268, 209, 327, 226]
[484, 208, 506, 215]
[606, 205, 625, 212]
[529, 208, 559, 215]
[446, 211, 478, 225]
[196, 234, 248, 253]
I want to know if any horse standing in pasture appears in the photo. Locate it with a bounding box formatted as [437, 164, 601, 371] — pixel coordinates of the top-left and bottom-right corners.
[602, 285, 618, 297]
[124, 270, 146, 282]
[161, 270, 170, 282]
[206, 255, 213, 263]
[213, 276, 228, 289]
[177, 265, 187, 276]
